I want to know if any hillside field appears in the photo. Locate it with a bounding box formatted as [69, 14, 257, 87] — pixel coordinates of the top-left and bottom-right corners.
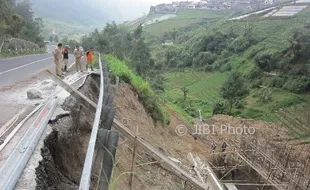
[151, 5, 310, 141]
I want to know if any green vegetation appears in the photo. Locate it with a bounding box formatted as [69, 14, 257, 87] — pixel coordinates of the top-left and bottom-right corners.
[42, 18, 93, 41]
[0, 0, 44, 47]
[162, 71, 227, 119]
[142, 9, 234, 37]
[146, 6, 310, 139]
[220, 71, 249, 113]
[105, 55, 170, 125]
[84, 5, 310, 140]
[30, 0, 109, 40]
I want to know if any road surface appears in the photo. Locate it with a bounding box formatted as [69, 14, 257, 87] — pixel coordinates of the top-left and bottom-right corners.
[0, 53, 55, 86]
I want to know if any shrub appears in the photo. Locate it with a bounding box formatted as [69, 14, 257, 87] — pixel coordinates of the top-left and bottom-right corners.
[219, 63, 231, 72]
[250, 79, 262, 88]
[254, 52, 274, 72]
[212, 58, 227, 71]
[247, 47, 261, 59]
[228, 37, 251, 53]
[283, 77, 310, 93]
[247, 66, 263, 79]
[235, 99, 246, 109]
[271, 76, 286, 88]
[184, 107, 199, 118]
[193, 51, 217, 66]
[205, 64, 213, 72]
[105, 54, 170, 124]
[221, 49, 232, 58]
[258, 88, 273, 104]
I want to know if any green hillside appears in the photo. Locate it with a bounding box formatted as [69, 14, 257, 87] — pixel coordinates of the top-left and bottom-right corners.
[82, 3, 310, 141]
[145, 5, 310, 140]
[30, 0, 111, 40]
[0, 0, 44, 47]
[144, 9, 236, 36]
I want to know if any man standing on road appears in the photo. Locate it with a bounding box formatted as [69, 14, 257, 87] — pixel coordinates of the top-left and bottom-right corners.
[53, 43, 63, 77]
[86, 48, 94, 71]
[74, 45, 83, 72]
[62, 45, 69, 72]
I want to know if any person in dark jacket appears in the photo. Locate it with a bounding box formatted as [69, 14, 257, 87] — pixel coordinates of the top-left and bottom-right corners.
[62, 46, 69, 72]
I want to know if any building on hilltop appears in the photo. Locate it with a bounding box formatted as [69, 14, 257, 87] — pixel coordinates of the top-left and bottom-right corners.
[149, 0, 279, 14]
[150, 3, 178, 14]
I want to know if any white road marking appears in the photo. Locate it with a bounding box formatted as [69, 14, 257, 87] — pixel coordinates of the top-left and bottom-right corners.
[0, 57, 52, 75]
[69, 61, 75, 69]
[0, 54, 47, 62]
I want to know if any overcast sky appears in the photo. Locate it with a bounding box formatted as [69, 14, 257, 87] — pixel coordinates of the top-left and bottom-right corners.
[95, 0, 200, 22]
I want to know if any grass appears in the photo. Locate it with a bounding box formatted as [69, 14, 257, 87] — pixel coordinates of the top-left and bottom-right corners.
[143, 9, 233, 36]
[105, 54, 170, 125]
[162, 70, 309, 140]
[162, 71, 227, 119]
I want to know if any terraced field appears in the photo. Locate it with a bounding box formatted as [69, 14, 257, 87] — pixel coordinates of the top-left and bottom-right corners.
[163, 71, 310, 141]
[143, 9, 234, 36]
[262, 105, 310, 140]
[163, 71, 227, 118]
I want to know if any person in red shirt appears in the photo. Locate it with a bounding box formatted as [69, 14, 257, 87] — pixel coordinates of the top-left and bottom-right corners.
[86, 48, 94, 71]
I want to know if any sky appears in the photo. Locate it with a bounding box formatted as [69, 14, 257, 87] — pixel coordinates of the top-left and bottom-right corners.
[95, 0, 200, 22]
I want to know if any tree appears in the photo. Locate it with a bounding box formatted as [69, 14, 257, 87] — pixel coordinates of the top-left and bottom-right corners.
[134, 24, 143, 40]
[13, 0, 33, 22]
[182, 87, 189, 100]
[169, 29, 178, 42]
[131, 38, 151, 76]
[0, 0, 44, 47]
[260, 88, 273, 103]
[7, 14, 26, 37]
[221, 71, 249, 113]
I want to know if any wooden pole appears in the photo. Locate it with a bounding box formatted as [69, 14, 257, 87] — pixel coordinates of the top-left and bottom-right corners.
[129, 136, 137, 190]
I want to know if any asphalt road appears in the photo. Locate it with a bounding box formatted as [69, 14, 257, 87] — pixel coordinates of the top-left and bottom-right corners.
[0, 53, 55, 86]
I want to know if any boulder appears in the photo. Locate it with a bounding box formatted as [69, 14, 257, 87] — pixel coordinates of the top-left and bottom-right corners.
[27, 89, 43, 99]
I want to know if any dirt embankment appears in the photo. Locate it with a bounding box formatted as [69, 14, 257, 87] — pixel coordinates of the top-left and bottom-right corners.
[112, 82, 310, 189]
[34, 76, 310, 190]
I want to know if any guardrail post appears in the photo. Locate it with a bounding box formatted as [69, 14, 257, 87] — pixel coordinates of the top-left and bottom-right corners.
[101, 106, 116, 131]
[104, 78, 111, 85]
[103, 93, 114, 107]
[104, 84, 116, 95]
[98, 131, 119, 190]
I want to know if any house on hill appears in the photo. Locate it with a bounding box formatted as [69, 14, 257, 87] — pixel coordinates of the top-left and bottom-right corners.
[150, 3, 178, 14]
[231, 0, 252, 10]
[186, 2, 198, 9]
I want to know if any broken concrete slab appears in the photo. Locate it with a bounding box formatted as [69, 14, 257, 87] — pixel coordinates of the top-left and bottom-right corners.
[27, 89, 42, 99]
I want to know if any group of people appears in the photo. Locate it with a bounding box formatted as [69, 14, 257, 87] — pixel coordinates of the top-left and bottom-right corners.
[53, 43, 94, 78]
[211, 141, 228, 153]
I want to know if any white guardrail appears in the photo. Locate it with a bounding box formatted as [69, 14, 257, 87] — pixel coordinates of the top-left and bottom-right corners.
[79, 53, 105, 189]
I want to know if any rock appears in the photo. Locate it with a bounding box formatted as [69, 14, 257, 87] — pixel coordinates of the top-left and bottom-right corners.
[27, 89, 42, 99]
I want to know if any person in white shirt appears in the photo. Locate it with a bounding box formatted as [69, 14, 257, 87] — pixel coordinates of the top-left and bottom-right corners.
[53, 43, 63, 77]
[73, 45, 83, 72]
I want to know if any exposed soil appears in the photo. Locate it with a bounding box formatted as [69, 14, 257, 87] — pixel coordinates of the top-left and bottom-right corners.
[112, 81, 310, 189]
[34, 76, 310, 190]
[35, 74, 99, 190]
